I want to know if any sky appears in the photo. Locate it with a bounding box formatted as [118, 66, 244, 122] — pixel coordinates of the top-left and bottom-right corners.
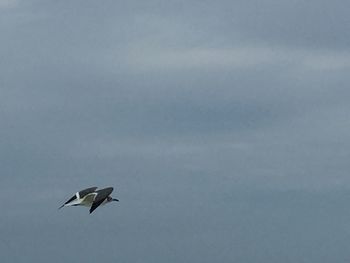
[1, 0, 350, 262]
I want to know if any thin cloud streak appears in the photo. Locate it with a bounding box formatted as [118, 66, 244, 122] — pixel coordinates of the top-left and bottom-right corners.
[125, 46, 350, 72]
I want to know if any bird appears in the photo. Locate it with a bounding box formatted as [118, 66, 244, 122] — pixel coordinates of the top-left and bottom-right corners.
[59, 187, 119, 214]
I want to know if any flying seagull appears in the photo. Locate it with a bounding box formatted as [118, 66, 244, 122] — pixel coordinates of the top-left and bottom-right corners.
[59, 187, 119, 214]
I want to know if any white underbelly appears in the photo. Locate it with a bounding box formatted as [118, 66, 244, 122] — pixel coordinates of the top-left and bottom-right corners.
[80, 196, 109, 207]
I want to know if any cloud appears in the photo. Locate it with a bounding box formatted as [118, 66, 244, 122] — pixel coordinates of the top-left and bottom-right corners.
[126, 47, 276, 70]
[0, 0, 18, 8]
[302, 52, 350, 71]
[125, 46, 350, 72]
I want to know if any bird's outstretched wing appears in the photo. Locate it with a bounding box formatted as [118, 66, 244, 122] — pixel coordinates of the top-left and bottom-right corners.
[89, 187, 114, 214]
[78, 187, 98, 199]
[59, 187, 98, 209]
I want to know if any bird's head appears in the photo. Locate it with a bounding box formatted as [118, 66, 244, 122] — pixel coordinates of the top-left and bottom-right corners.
[107, 196, 119, 202]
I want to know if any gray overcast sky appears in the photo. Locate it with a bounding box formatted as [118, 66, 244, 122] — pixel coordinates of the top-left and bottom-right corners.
[1, 0, 350, 262]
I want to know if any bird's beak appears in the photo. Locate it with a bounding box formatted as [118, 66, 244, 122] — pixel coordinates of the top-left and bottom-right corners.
[58, 204, 64, 209]
[112, 198, 119, 202]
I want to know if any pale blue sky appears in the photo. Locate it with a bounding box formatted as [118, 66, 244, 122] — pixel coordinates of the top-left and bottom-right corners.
[1, 0, 350, 262]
